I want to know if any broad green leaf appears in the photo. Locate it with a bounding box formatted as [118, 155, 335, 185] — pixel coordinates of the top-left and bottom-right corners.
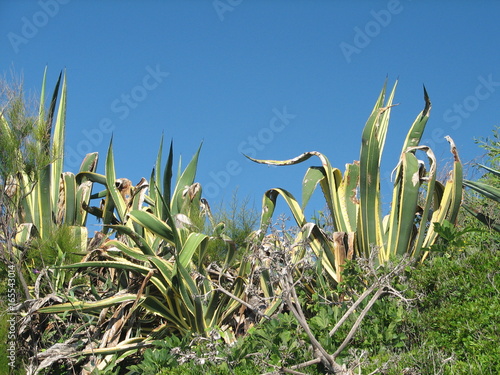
[464, 179, 500, 203]
[62, 172, 76, 225]
[179, 232, 208, 268]
[76, 171, 107, 186]
[259, 188, 306, 235]
[105, 239, 151, 262]
[302, 166, 325, 210]
[358, 83, 388, 257]
[476, 164, 500, 178]
[129, 210, 175, 244]
[148, 256, 174, 288]
[141, 296, 190, 332]
[79, 152, 99, 173]
[75, 181, 92, 226]
[57, 260, 152, 275]
[69, 225, 88, 253]
[176, 261, 206, 333]
[38, 293, 140, 313]
[171, 143, 202, 215]
[337, 162, 360, 232]
[105, 138, 128, 223]
[163, 140, 174, 219]
[107, 224, 155, 256]
[394, 152, 420, 257]
[51, 71, 67, 221]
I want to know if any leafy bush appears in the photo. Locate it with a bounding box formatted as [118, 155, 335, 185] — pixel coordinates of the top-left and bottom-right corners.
[405, 245, 500, 374]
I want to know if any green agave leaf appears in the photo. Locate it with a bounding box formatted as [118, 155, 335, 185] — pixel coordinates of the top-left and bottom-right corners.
[75, 181, 92, 226]
[149, 136, 163, 219]
[44, 70, 62, 141]
[259, 188, 306, 236]
[163, 140, 174, 219]
[147, 256, 174, 288]
[19, 172, 35, 223]
[79, 152, 99, 173]
[62, 172, 76, 225]
[129, 210, 175, 244]
[464, 179, 500, 203]
[69, 225, 88, 253]
[400, 86, 431, 152]
[106, 225, 156, 256]
[405, 146, 438, 259]
[421, 142, 462, 256]
[13, 224, 36, 261]
[393, 152, 420, 258]
[302, 166, 325, 210]
[337, 162, 360, 231]
[248, 151, 348, 232]
[176, 261, 206, 333]
[358, 81, 397, 257]
[38, 293, 140, 313]
[171, 142, 202, 215]
[76, 171, 107, 186]
[57, 260, 152, 275]
[445, 136, 463, 225]
[105, 137, 128, 223]
[141, 296, 190, 332]
[299, 222, 339, 283]
[179, 232, 208, 269]
[105, 239, 151, 262]
[51, 71, 67, 220]
[36, 166, 52, 238]
[37, 66, 48, 127]
[208, 279, 245, 326]
[74, 338, 152, 357]
[476, 164, 500, 178]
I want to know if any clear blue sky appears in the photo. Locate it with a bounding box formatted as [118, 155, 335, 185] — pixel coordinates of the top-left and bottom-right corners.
[2, 0, 500, 219]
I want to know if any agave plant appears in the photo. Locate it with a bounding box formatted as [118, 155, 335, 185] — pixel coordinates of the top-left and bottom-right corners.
[33, 139, 250, 373]
[248, 81, 463, 284]
[0, 69, 96, 296]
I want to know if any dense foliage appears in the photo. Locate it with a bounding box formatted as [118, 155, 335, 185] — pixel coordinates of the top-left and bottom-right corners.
[1, 72, 498, 375]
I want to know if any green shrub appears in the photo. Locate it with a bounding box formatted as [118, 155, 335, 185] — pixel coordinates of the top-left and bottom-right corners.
[402, 245, 500, 374]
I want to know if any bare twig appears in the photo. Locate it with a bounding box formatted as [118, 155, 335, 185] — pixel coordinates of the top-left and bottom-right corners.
[281, 272, 350, 374]
[333, 287, 385, 359]
[329, 281, 379, 337]
[210, 278, 271, 320]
